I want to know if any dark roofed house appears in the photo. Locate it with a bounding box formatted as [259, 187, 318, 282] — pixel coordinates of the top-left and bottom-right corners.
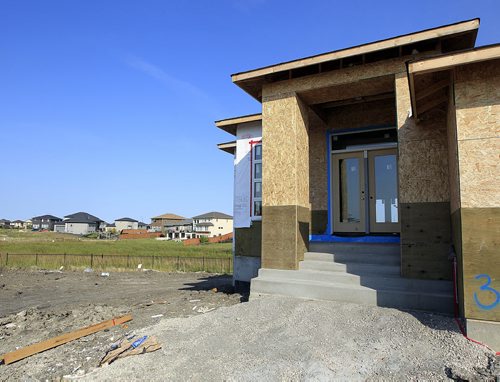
[115, 217, 139, 231]
[138, 221, 149, 230]
[192, 212, 233, 238]
[32, 215, 62, 231]
[0, 219, 12, 228]
[62, 212, 103, 235]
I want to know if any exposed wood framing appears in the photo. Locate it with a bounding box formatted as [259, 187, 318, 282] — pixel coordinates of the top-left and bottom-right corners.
[318, 92, 394, 110]
[232, 19, 479, 82]
[415, 79, 450, 101]
[418, 94, 448, 115]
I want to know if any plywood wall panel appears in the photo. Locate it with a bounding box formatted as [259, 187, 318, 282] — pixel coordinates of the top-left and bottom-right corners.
[455, 63, 500, 141]
[308, 111, 328, 211]
[264, 58, 406, 99]
[447, 89, 461, 214]
[261, 92, 309, 207]
[461, 207, 500, 321]
[326, 98, 396, 130]
[398, 138, 450, 203]
[458, 138, 500, 209]
[395, 72, 450, 204]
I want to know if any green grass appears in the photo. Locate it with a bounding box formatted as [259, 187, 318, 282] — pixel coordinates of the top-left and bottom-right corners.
[0, 229, 233, 272]
[0, 229, 232, 258]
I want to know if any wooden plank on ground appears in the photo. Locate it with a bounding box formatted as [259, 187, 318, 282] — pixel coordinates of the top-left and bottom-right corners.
[1, 314, 132, 365]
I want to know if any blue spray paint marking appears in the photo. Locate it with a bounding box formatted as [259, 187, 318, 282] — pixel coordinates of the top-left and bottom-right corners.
[473, 274, 500, 311]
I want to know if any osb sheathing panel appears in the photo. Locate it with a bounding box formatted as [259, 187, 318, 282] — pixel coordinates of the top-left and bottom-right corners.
[455, 61, 500, 141]
[263, 57, 406, 99]
[299, 75, 394, 105]
[326, 98, 396, 129]
[308, 111, 328, 211]
[261, 92, 309, 207]
[447, 92, 461, 214]
[458, 138, 500, 208]
[461, 207, 500, 321]
[395, 72, 450, 203]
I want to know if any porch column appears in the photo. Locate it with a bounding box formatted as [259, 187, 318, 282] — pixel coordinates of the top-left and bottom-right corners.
[261, 91, 310, 270]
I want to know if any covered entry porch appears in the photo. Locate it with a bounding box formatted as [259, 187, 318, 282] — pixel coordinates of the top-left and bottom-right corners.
[227, 19, 484, 315]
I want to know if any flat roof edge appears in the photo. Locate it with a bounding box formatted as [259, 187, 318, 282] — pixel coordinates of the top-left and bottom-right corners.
[231, 18, 480, 82]
[215, 113, 262, 127]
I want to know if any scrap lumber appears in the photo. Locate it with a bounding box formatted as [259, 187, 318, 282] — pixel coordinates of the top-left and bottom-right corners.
[0, 314, 132, 365]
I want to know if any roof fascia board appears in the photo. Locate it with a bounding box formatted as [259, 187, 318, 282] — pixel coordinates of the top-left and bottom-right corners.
[232, 19, 480, 83]
[408, 44, 500, 75]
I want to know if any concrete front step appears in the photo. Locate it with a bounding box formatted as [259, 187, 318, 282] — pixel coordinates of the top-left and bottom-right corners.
[309, 242, 400, 256]
[258, 268, 453, 293]
[299, 259, 401, 276]
[250, 276, 454, 314]
[305, 251, 400, 266]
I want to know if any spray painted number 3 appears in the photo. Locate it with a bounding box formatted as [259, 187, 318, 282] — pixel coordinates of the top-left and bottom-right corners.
[474, 274, 500, 310]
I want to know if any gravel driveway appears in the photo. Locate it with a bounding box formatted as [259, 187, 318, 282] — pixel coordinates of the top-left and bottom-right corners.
[81, 296, 498, 381]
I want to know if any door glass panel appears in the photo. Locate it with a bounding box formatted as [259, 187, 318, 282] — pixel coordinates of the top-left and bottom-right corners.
[339, 158, 361, 223]
[374, 154, 398, 223]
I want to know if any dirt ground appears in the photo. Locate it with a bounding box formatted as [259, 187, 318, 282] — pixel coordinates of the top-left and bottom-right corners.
[0, 269, 244, 381]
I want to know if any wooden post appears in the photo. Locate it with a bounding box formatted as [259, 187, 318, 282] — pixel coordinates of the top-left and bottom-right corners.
[35, 253, 38, 266]
[90, 254, 94, 268]
[6, 253, 8, 266]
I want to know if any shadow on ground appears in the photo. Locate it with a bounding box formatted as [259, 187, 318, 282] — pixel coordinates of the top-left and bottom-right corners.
[180, 274, 250, 302]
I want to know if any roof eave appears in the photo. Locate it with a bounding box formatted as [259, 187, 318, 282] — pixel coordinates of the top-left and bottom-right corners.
[232, 18, 480, 100]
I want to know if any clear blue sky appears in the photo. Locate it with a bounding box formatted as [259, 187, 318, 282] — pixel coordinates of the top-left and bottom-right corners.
[1, 0, 498, 223]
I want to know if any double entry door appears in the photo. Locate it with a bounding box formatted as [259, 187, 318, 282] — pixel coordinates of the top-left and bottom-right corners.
[331, 148, 399, 234]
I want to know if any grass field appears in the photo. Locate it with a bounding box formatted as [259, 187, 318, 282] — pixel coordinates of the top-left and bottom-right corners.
[0, 229, 232, 258]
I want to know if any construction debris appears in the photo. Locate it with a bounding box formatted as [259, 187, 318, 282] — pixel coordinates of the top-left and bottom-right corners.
[99, 335, 161, 366]
[0, 314, 132, 365]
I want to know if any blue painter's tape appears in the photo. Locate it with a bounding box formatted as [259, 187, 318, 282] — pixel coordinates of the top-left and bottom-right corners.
[309, 234, 400, 243]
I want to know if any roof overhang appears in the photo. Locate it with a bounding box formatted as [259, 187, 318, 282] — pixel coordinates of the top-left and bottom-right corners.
[232, 19, 480, 101]
[215, 113, 262, 136]
[217, 141, 236, 155]
[408, 44, 500, 120]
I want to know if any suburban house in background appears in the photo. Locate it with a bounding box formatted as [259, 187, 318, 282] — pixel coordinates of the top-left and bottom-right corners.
[164, 218, 195, 240]
[0, 219, 12, 228]
[150, 213, 186, 232]
[55, 212, 104, 235]
[217, 19, 499, 349]
[32, 215, 62, 231]
[104, 223, 116, 232]
[192, 212, 234, 238]
[10, 220, 25, 228]
[114, 217, 139, 231]
[138, 221, 149, 230]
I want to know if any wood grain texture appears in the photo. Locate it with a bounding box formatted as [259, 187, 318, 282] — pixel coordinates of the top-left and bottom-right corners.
[1, 314, 132, 365]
